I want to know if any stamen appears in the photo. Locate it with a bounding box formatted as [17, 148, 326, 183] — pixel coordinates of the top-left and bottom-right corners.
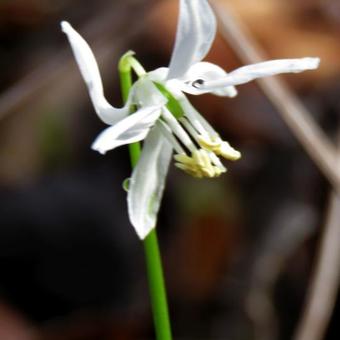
[174, 153, 197, 166]
[179, 98, 217, 137]
[165, 80, 232, 134]
[197, 135, 241, 161]
[161, 108, 197, 153]
[192, 150, 214, 177]
[157, 92, 238, 179]
[174, 149, 225, 178]
[179, 117, 201, 143]
[219, 140, 242, 160]
[180, 114, 240, 163]
[157, 121, 185, 155]
[197, 135, 220, 149]
[175, 163, 203, 178]
[208, 152, 227, 172]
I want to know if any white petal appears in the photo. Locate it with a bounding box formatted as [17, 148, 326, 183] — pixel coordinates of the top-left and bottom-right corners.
[167, 0, 217, 80]
[133, 77, 167, 107]
[91, 106, 162, 154]
[198, 57, 320, 90]
[174, 62, 237, 97]
[61, 21, 130, 125]
[128, 127, 173, 239]
[147, 67, 169, 83]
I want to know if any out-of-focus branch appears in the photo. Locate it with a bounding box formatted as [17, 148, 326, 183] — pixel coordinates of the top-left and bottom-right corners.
[246, 203, 316, 340]
[211, 0, 340, 191]
[293, 136, 340, 340]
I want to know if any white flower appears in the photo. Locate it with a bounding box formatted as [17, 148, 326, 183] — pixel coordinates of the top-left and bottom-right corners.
[61, 0, 319, 239]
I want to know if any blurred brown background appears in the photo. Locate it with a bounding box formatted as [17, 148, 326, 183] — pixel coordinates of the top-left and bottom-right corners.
[1, 0, 340, 339]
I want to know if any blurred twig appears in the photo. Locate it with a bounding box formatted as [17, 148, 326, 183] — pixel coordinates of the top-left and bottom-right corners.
[293, 138, 340, 340]
[246, 204, 316, 340]
[211, 0, 340, 192]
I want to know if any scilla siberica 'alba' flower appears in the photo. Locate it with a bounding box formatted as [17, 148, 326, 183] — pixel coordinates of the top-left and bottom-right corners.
[61, 0, 319, 239]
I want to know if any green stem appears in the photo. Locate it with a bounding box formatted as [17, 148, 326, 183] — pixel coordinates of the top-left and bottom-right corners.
[118, 53, 172, 340]
[144, 229, 172, 340]
[119, 53, 141, 166]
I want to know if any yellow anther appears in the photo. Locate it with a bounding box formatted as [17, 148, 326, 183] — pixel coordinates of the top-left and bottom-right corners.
[174, 149, 224, 179]
[174, 153, 196, 166]
[192, 150, 204, 168]
[197, 135, 241, 161]
[212, 166, 224, 177]
[197, 135, 220, 149]
[219, 141, 241, 161]
[175, 162, 203, 178]
[194, 149, 215, 177]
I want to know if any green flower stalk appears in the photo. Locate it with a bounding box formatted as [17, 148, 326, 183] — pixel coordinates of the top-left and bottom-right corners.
[119, 53, 172, 340]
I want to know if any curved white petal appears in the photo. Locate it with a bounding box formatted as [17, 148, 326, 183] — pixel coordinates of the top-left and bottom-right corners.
[61, 21, 130, 125]
[167, 0, 217, 80]
[198, 57, 320, 90]
[172, 62, 238, 97]
[91, 106, 162, 154]
[128, 127, 173, 239]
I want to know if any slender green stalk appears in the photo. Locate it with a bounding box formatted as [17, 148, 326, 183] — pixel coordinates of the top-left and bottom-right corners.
[118, 53, 172, 340]
[143, 229, 172, 340]
[119, 52, 141, 166]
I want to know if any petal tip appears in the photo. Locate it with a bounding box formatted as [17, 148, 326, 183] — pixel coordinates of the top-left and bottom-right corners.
[227, 87, 238, 98]
[91, 144, 106, 155]
[303, 57, 320, 70]
[60, 21, 72, 33]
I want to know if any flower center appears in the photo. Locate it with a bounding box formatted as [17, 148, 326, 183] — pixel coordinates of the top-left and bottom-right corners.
[122, 55, 241, 179]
